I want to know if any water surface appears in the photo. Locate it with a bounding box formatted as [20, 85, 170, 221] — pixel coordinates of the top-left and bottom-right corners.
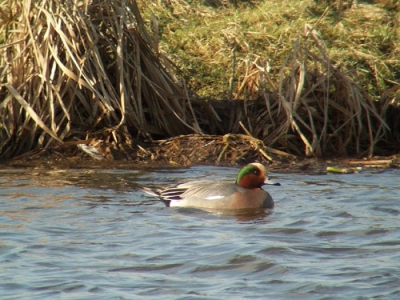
[1, 165, 399, 299]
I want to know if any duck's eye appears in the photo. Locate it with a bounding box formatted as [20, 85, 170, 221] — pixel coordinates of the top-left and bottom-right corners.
[253, 169, 260, 175]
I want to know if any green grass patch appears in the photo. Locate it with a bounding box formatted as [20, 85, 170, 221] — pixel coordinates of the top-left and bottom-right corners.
[138, 0, 399, 99]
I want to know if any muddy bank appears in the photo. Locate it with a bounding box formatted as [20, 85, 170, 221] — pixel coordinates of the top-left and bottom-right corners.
[2, 134, 399, 174]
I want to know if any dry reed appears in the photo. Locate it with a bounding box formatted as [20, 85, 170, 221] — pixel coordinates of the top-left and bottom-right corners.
[0, 0, 201, 159]
[232, 25, 389, 157]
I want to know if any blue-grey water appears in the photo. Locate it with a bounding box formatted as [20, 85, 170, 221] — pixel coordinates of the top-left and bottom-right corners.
[0, 165, 399, 299]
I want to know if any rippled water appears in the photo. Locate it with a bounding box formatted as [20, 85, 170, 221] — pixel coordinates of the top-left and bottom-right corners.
[1, 164, 399, 299]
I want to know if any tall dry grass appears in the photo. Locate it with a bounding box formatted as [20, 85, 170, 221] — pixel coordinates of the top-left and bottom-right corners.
[0, 0, 201, 159]
[237, 25, 389, 157]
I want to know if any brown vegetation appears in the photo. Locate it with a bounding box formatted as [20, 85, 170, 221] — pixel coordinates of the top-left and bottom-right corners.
[0, 0, 399, 165]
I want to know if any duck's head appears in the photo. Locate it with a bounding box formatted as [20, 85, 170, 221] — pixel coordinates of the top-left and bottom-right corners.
[235, 163, 280, 189]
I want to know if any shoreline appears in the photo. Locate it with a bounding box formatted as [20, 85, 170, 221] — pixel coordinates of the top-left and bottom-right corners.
[2, 136, 399, 174]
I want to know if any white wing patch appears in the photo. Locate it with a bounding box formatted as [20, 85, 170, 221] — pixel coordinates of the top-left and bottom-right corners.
[205, 195, 225, 200]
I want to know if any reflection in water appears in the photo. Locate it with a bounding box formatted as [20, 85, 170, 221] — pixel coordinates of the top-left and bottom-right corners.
[207, 208, 272, 222]
[173, 206, 273, 222]
[0, 166, 400, 299]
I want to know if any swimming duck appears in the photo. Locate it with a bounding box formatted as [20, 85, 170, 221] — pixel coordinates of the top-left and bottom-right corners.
[144, 163, 280, 210]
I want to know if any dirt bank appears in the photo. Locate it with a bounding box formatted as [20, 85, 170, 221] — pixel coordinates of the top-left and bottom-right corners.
[2, 134, 399, 174]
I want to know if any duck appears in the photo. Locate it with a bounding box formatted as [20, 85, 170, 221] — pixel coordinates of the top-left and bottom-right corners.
[143, 163, 280, 210]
